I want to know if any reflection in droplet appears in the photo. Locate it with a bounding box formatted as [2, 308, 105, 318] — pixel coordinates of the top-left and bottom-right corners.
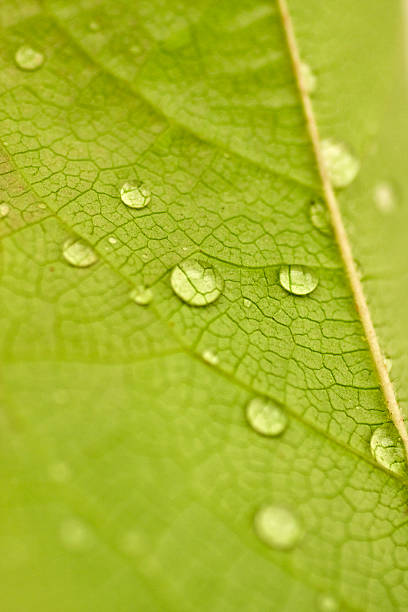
[120, 182, 151, 209]
[108, 236, 117, 245]
[373, 181, 398, 214]
[202, 349, 219, 366]
[170, 259, 224, 306]
[15, 45, 44, 71]
[129, 285, 153, 306]
[321, 139, 360, 188]
[0, 203, 10, 218]
[63, 238, 98, 268]
[279, 265, 318, 296]
[310, 199, 331, 235]
[246, 397, 288, 437]
[370, 423, 406, 476]
[300, 61, 317, 94]
[254, 505, 301, 550]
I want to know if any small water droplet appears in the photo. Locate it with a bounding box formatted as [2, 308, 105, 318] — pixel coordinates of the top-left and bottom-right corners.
[170, 259, 224, 306]
[49, 462, 71, 483]
[120, 182, 151, 209]
[384, 357, 392, 373]
[129, 285, 153, 306]
[254, 505, 301, 551]
[300, 61, 317, 94]
[60, 519, 89, 550]
[108, 236, 117, 245]
[370, 423, 406, 476]
[243, 298, 251, 308]
[373, 181, 398, 214]
[318, 594, 340, 612]
[246, 397, 288, 437]
[89, 21, 100, 31]
[309, 199, 331, 234]
[202, 349, 219, 365]
[279, 265, 318, 296]
[38, 202, 47, 210]
[62, 238, 98, 268]
[0, 203, 10, 218]
[321, 139, 360, 188]
[15, 45, 44, 71]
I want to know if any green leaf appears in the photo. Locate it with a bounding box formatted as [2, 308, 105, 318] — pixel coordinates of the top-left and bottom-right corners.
[1, 1, 407, 611]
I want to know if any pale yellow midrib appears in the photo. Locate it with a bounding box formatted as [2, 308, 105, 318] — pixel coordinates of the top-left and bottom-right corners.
[277, 0, 408, 459]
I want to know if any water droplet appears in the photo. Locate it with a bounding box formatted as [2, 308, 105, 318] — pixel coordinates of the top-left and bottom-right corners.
[15, 45, 44, 71]
[120, 182, 151, 209]
[318, 594, 340, 612]
[60, 519, 89, 550]
[254, 505, 301, 551]
[309, 199, 331, 235]
[89, 21, 100, 31]
[129, 285, 153, 306]
[170, 259, 224, 306]
[384, 357, 392, 373]
[0, 203, 10, 218]
[246, 397, 288, 437]
[300, 61, 316, 94]
[108, 236, 117, 245]
[243, 298, 251, 308]
[49, 462, 71, 483]
[279, 265, 318, 296]
[373, 181, 398, 214]
[38, 202, 47, 210]
[321, 139, 360, 188]
[62, 238, 98, 268]
[202, 349, 219, 365]
[370, 423, 406, 476]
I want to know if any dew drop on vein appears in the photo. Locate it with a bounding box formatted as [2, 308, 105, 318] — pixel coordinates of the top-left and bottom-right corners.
[15, 45, 44, 71]
[279, 264, 318, 296]
[370, 423, 406, 476]
[62, 238, 98, 268]
[246, 397, 288, 437]
[170, 259, 224, 306]
[321, 139, 360, 188]
[254, 505, 301, 551]
[130, 285, 153, 306]
[202, 349, 219, 366]
[120, 182, 151, 209]
[373, 181, 398, 214]
[0, 203, 10, 218]
[309, 199, 331, 235]
[300, 61, 317, 94]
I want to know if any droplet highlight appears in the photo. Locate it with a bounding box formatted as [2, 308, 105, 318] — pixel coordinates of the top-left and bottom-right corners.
[310, 199, 331, 235]
[321, 139, 360, 188]
[279, 265, 318, 296]
[170, 259, 224, 306]
[120, 182, 151, 209]
[15, 45, 44, 71]
[254, 505, 301, 551]
[246, 397, 288, 437]
[0, 203, 10, 218]
[373, 181, 398, 214]
[370, 423, 406, 476]
[62, 238, 98, 268]
[202, 349, 219, 366]
[130, 285, 153, 306]
[300, 61, 317, 94]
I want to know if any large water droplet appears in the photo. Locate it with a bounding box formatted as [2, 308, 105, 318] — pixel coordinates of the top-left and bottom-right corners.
[62, 238, 98, 268]
[246, 397, 288, 437]
[309, 199, 331, 235]
[15, 45, 44, 71]
[130, 285, 153, 306]
[0, 203, 10, 218]
[279, 265, 318, 296]
[120, 182, 151, 209]
[254, 505, 301, 551]
[373, 181, 398, 214]
[321, 139, 360, 188]
[170, 259, 224, 306]
[300, 61, 316, 94]
[318, 594, 340, 612]
[370, 423, 406, 476]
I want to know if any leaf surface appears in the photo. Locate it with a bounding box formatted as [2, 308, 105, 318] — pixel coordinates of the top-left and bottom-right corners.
[1, 1, 408, 611]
